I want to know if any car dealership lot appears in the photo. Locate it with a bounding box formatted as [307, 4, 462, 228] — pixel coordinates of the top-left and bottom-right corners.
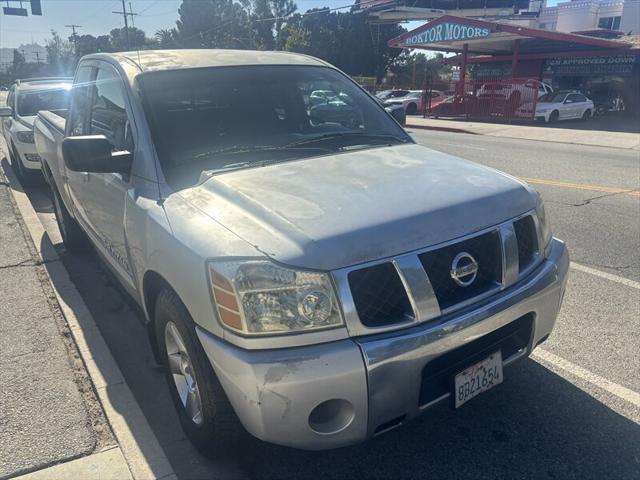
[1, 129, 638, 479]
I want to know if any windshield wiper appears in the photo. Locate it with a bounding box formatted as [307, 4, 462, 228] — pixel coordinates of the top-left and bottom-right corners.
[283, 132, 410, 148]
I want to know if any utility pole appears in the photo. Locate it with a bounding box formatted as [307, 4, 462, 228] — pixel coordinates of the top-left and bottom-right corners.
[112, 0, 139, 50]
[65, 24, 82, 55]
[129, 2, 136, 28]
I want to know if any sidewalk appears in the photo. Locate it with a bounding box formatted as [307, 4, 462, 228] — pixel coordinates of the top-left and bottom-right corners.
[406, 117, 640, 150]
[0, 172, 129, 478]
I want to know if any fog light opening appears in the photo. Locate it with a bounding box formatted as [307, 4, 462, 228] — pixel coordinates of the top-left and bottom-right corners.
[308, 399, 355, 435]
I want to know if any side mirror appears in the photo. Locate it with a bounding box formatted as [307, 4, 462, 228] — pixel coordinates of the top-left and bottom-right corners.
[0, 106, 12, 117]
[62, 135, 132, 175]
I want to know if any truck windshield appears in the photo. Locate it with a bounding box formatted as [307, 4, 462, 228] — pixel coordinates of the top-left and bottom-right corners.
[17, 88, 70, 117]
[139, 65, 411, 188]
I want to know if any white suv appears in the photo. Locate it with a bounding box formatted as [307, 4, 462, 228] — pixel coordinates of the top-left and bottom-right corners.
[1, 77, 72, 185]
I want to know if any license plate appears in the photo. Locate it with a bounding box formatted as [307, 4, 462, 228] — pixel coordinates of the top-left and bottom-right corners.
[454, 351, 503, 408]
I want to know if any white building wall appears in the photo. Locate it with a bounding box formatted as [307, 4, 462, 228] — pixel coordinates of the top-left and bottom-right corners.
[620, 0, 640, 33]
[537, 0, 634, 33]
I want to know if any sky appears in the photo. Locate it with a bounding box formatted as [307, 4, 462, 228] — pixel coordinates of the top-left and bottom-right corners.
[0, 0, 360, 49]
[0, 0, 563, 49]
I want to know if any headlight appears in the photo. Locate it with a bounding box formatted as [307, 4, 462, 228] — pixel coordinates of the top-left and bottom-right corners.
[16, 131, 34, 143]
[208, 260, 343, 335]
[535, 195, 552, 255]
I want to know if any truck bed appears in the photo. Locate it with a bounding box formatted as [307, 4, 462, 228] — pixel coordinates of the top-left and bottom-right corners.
[37, 109, 67, 134]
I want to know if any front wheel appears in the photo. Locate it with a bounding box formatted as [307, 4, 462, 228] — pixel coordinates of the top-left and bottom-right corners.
[155, 289, 247, 457]
[582, 109, 591, 121]
[548, 110, 559, 124]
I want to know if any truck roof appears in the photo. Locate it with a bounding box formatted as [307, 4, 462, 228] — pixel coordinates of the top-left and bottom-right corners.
[15, 78, 73, 92]
[84, 49, 329, 75]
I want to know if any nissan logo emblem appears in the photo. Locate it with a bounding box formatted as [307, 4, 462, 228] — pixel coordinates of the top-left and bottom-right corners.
[450, 252, 479, 287]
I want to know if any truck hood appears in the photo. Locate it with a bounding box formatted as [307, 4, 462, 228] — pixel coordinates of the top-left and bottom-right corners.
[178, 144, 536, 271]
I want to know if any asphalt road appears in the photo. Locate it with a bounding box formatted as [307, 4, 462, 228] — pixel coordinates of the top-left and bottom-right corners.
[4, 129, 639, 479]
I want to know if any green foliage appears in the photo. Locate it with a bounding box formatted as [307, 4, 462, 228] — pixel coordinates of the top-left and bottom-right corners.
[176, 0, 251, 49]
[281, 9, 406, 80]
[4, 1, 421, 87]
[45, 30, 76, 76]
[109, 27, 149, 51]
[388, 52, 452, 89]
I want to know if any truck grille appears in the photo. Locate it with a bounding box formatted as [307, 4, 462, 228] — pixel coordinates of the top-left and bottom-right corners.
[513, 215, 538, 272]
[348, 263, 413, 327]
[344, 213, 541, 330]
[419, 230, 502, 311]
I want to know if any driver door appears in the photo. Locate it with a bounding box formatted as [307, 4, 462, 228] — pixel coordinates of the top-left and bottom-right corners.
[66, 62, 135, 286]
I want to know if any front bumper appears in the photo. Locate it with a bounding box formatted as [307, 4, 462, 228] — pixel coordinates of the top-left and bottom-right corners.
[197, 238, 569, 450]
[14, 142, 41, 170]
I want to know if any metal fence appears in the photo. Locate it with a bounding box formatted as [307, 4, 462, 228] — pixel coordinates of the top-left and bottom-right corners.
[423, 78, 542, 122]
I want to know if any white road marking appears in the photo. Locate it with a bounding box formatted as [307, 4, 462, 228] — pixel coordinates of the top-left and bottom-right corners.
[533, 349, 640, 408]
[570, 261, 640, 290]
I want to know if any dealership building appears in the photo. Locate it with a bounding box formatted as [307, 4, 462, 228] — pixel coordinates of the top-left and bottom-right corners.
[362, 0, 640, 116]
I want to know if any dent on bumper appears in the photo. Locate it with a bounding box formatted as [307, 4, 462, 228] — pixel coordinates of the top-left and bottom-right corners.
[197, 238, 569, 450]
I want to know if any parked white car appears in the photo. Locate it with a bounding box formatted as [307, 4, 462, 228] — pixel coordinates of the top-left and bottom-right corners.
[520, 91, 595, 123]
[384, 90, 441, 115]
[1, 77, 72, 185]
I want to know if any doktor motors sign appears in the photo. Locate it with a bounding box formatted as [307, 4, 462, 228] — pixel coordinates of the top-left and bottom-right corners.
[403, 22, 491, 46]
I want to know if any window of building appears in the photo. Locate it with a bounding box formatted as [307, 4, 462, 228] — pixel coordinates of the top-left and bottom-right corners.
[598, 16, 621, 30]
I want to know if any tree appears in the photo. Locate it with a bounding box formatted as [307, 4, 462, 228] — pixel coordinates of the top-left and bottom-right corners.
[155, 28, 181, 49]
[45, 30, 75, 76]
[109, 26, 148, 51]
[73, 34, 113, 58]
[12, 49, 26, 71]
[176, 0, 252, 49]
[250, 0, 275, 50]
[270, 0, 296, 50]
[281, 9, 405, 81]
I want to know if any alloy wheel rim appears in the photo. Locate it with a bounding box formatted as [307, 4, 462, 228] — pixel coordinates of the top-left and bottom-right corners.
[164, 321, 204, 426]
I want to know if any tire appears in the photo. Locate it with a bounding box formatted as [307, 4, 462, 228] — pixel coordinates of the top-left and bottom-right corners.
[155, 289, 247, 457]
[548, 110, 559, 124]
[10, 144, 41, 187]
[406, 103, 417, 115]
[582, 109, 591, 121]
[50, 182, 88, 252]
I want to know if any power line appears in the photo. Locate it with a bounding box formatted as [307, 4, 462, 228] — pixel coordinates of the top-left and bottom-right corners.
[179, 0, 384, 45]
[65, 24, 82, 37]
[112, 0, 139, 50]
[138, 0, 161, 15]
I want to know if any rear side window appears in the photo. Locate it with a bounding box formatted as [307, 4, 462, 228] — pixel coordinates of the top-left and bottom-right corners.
[90, 66, 133, 152]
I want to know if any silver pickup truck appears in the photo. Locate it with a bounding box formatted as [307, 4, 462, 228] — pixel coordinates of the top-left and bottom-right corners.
[34, 50, 569, 454]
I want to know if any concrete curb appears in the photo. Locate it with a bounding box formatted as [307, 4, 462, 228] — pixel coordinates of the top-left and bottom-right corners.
[3, 164, 176, 480]
[405, 123, 476, 135]
[406, 119, 640, 150]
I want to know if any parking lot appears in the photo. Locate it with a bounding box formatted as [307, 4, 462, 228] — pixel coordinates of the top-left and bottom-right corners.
[1, 128, 638, 479]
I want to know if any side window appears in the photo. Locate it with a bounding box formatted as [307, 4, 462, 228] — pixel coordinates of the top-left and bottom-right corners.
[91, 66, 133, 152]
[575, 94, 587, 103]
[567, 94, 581, 103]
[69, 66, 95, 136]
